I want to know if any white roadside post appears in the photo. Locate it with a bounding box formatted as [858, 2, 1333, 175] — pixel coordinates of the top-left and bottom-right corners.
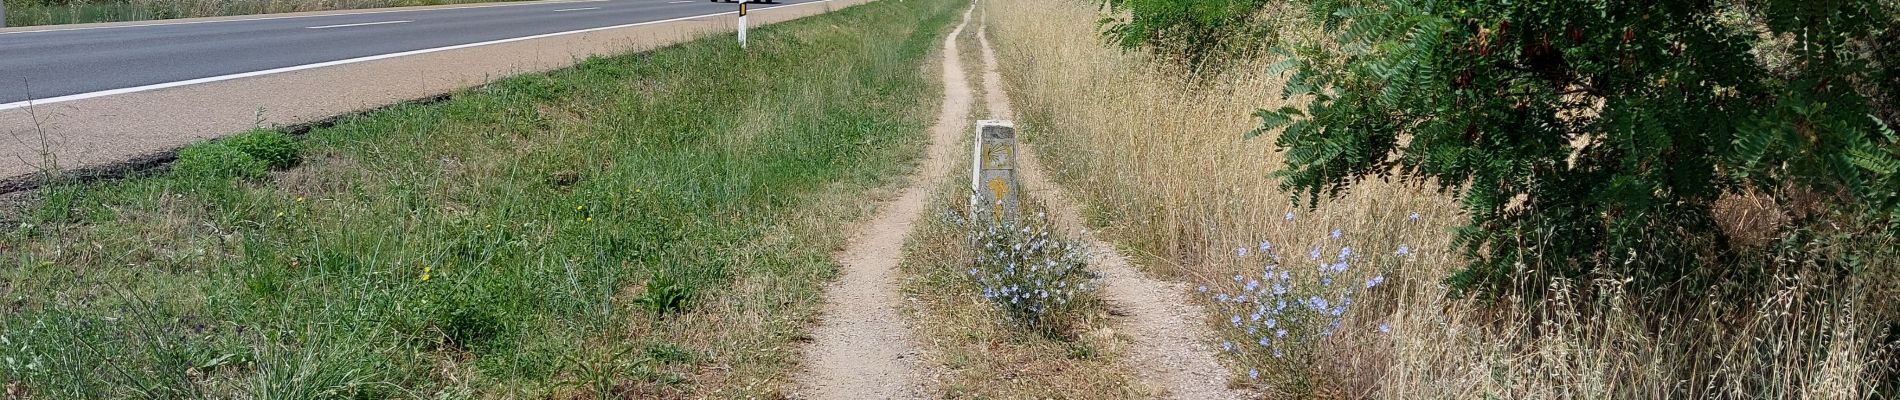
[972, 120, 1020, 223]
[737, 0, 748, 49]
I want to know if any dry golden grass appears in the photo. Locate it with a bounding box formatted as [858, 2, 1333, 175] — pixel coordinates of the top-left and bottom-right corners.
[983, 0, 1898, 398]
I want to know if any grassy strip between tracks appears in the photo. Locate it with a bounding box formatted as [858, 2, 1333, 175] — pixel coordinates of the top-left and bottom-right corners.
[0, 0, 958, 397]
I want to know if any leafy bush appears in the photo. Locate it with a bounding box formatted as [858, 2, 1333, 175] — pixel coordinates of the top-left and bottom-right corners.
[1107, 0, 1900, 297]
[221, 129, 302, 169]
[1265, 0, 1898, 296]
[171, 142, 268, 181]
[964, 201, 1095, 331]
[1098, 0, 1278, 71]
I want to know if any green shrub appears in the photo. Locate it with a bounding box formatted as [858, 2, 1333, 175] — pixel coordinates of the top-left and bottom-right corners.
[221, 129, 302, 169]
[1261, 0, 1898, 297]
[171, 142, 268, 181]
[1099, 0, 1277, 71]
[1108, 0, 1900, 297]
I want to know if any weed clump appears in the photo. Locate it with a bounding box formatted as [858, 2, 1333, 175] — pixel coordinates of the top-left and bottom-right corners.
[635, 270, 695, 317]
[961, 200, 1095, 332]
[221, 129, 302, 169]
[171, 130, 301, 181]
[172, 142, 268, 180]
[1200, 213, 1413, 393]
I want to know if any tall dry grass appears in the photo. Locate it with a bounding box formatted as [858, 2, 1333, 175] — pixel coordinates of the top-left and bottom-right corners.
[982, 0, 1898, 398]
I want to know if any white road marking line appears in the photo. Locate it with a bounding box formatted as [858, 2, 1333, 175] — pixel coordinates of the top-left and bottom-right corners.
[305, 20, 412, 29]
[0, 0, 612, 36]
[0, 0, 830, 111]
[551, 6, 600, 11]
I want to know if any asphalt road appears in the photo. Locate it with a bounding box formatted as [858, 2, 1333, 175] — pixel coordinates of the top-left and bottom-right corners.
[0, 0, 811, 106]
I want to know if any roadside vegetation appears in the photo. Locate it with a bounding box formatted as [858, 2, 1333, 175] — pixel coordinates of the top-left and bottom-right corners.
[7, 0, 526, 27]
[894, 21, 1145, 399]
[0, 0, 959, 396]
[989, 0, 1897, 397]
[901, 162, 1146, 399]
[902, 144, 1143, 398]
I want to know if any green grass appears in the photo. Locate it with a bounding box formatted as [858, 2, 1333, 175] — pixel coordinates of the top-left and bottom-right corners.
[0, 0, 962, 396]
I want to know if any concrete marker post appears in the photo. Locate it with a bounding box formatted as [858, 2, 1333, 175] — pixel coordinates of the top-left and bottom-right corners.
[737, 1, 747, 49]
[972, 120, 1020, 223]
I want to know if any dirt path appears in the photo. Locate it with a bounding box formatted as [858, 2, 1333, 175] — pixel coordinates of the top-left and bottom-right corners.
[793, 3, 975, 399]
[973, 10, 1248, 400]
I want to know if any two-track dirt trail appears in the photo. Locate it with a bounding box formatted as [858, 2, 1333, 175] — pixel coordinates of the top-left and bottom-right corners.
[793, 3, 976, 399]
[971, 10, 1248, 400]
